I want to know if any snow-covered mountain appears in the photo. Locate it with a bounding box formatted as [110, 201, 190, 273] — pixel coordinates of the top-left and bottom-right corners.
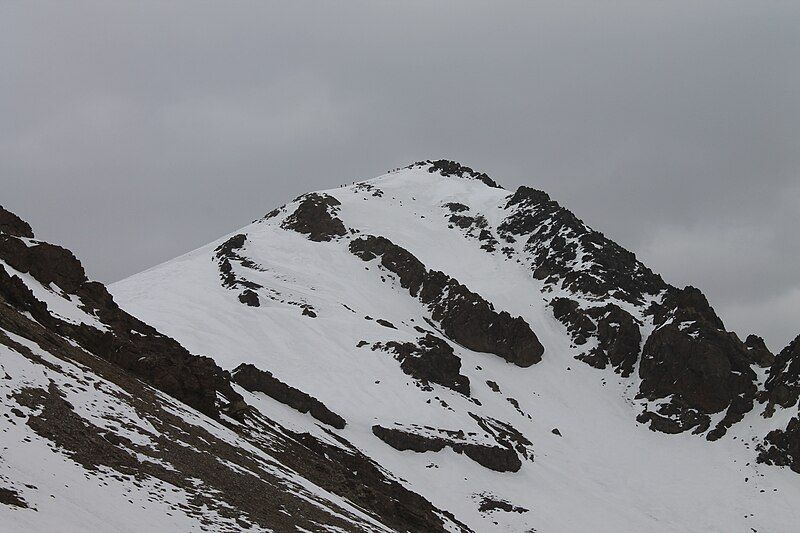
[3, 160, 799, 532]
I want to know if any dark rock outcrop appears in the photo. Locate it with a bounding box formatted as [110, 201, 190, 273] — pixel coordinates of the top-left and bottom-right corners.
[468, 413, 534, 462]
[499, 186, 666, 304]
[757, 416, 800, 473]
[478, 497, 528, 514]
[281, 193, 347, 242]
[0, 487, 28, 509]
[639, 287, 757, 440]
[744, 334, 775, 368]
[763, 335, 800, 413]
[238, 289, 260, 307]
[350, 235, 544, 366]
[232, 363, 346, 429]
[376, 334, 470, 395]
[0, 210, 243, 420]
[0, 206, 34, 239]
[551, 298, 641, 377]
[372, 425, 522, 472]
[408, 160, 502, 188]
[214, 233, 264, 300]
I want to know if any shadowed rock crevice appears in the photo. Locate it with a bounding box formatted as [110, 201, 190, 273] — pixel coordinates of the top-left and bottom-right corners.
[232, 363, 346, 429]
[372, 425, 522, 472]
[281, 192, 347, 242]
[350, 235, 544, 367]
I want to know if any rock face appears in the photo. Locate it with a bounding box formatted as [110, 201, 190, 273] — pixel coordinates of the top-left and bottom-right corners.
[499, 186, 666, 304]
[281, 192, 347, 241]
[763, 335, 800, 413]
[374, 334, 470, 395]
[232, 363, 346, 429]
[0, 206, 33, 239]
[372, 425, 522, 472]
[638, 287, 758, 440]
[758, 416, 800, 473]
[350, 235, 544, 366]
[745, 334, 775, 368]
[551, 298, 641, 377]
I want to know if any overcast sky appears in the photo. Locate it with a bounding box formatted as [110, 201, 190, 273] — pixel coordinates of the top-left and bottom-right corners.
[2, 1, 798, 351]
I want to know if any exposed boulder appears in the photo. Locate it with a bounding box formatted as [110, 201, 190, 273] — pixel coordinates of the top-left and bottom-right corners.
[281, 193, 347, 242]
[238, 289, 260, 307]
[350, 235, 544, 367]
[232, 363, 346, 429]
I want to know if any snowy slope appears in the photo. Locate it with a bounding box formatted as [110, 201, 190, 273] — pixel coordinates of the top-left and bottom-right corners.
[111, 161, 800, 532]
[0, 205, 466, 532]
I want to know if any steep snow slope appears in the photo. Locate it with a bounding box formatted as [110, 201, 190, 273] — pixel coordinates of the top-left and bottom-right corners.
[112, 162, 800, 532]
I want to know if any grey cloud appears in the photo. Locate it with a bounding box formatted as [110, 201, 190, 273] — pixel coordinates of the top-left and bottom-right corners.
[1, 1, 798, 350]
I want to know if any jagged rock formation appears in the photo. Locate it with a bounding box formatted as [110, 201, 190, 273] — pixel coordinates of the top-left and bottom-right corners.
[550, 297, 642, 377]
[350, 235, 544, 366]
[763, 335, 800, 412]
[757, 335, 800, 473]
[408, 159, 502, 188]
[214, 233, 264, 306]
[638, 287, 758, 440]
[758, 417, 800, 473]
[498, 186, 667, 304]
[745, 334, 775, 368]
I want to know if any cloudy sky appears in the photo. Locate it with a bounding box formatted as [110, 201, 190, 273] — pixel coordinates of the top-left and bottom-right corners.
[2, 1, 798, 350]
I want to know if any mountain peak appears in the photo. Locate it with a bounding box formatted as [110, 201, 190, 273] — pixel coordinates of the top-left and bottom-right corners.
[404, 159, 503, 188]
